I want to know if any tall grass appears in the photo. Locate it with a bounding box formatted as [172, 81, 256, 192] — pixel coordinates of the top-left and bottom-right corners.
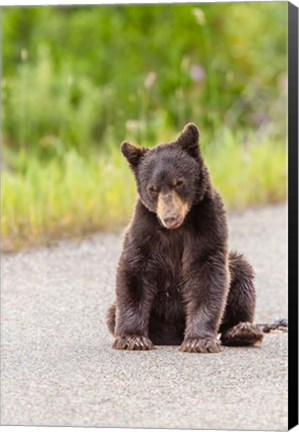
[1, 128, 286, 252]
[3, 4, 287, 151]
[2, 4, 287, 251]
[205, 129, 286, 209]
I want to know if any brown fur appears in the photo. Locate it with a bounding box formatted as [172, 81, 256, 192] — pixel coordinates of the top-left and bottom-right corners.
[107, 123, 263, 353]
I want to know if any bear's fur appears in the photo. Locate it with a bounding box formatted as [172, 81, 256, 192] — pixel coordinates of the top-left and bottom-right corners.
[107, 123, 263, 353]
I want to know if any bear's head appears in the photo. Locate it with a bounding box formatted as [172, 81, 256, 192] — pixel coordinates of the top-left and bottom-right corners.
[121, 123, 209, 230]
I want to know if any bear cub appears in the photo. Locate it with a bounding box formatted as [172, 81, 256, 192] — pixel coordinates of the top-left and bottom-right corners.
[107, 123, 264, 353]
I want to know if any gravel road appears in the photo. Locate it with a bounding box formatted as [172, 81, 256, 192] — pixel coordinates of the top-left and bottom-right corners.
[1, 204, 288, 430]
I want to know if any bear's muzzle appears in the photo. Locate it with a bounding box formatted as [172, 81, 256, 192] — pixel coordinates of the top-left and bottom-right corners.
[157, 191, 189, 229]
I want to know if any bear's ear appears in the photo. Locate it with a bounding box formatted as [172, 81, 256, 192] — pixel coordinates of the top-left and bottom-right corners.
[176, 123, 200, 159]
[121, 141, 147, 168]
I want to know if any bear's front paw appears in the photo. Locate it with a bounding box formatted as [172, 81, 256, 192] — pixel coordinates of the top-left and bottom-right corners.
[179, 337, 222, 353]
[113, 335, 154, 351]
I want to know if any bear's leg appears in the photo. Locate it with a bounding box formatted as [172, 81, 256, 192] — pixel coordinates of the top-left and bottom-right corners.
[106, 303, 116, 335]
[107, 301, 154, 350]
[111, 260, 157, 350]
[219, 251, 263, 346]
[180, 251, 230, 354]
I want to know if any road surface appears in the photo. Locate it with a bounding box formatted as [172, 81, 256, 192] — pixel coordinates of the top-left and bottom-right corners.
[1, 204, 288, 430]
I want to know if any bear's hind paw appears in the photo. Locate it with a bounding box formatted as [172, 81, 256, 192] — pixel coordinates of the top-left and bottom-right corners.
[221, 322, 263, 347]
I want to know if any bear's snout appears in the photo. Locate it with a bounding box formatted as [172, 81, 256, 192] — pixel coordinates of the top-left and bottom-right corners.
[163, 215, 178, 228]
[157, 191, 188, 229]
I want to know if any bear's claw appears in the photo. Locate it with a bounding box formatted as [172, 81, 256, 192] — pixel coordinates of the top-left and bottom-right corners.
[113, 335, 155, 351]
[179, 337, 222, 353]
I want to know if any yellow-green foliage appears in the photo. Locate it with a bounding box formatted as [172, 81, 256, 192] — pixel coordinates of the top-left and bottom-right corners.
[1, 3, 287, 251]
[1, 129, 286, 252]
[205, 129, 286, 209]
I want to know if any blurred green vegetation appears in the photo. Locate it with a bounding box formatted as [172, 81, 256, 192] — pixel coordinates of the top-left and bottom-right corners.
[1, 3, 287, 251]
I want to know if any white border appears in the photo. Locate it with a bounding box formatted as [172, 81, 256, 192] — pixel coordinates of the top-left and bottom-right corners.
[1, 1, 296, 432]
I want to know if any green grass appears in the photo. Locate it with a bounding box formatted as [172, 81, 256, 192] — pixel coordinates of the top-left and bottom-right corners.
[3, 4, 287, 152]
[1, 4, 287, 253]
[204, 129, 286, 209]
[1, 128, 286, 252]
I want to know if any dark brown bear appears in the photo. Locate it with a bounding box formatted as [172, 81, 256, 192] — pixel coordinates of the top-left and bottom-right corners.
[107, 123, 264, 353]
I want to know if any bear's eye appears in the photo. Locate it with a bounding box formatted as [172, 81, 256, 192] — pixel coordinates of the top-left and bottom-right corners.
[148, 186, 158, 195]
[174, 180, 184, 188]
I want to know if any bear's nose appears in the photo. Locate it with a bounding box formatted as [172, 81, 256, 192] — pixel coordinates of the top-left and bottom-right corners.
[163, 216, 177, 226]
